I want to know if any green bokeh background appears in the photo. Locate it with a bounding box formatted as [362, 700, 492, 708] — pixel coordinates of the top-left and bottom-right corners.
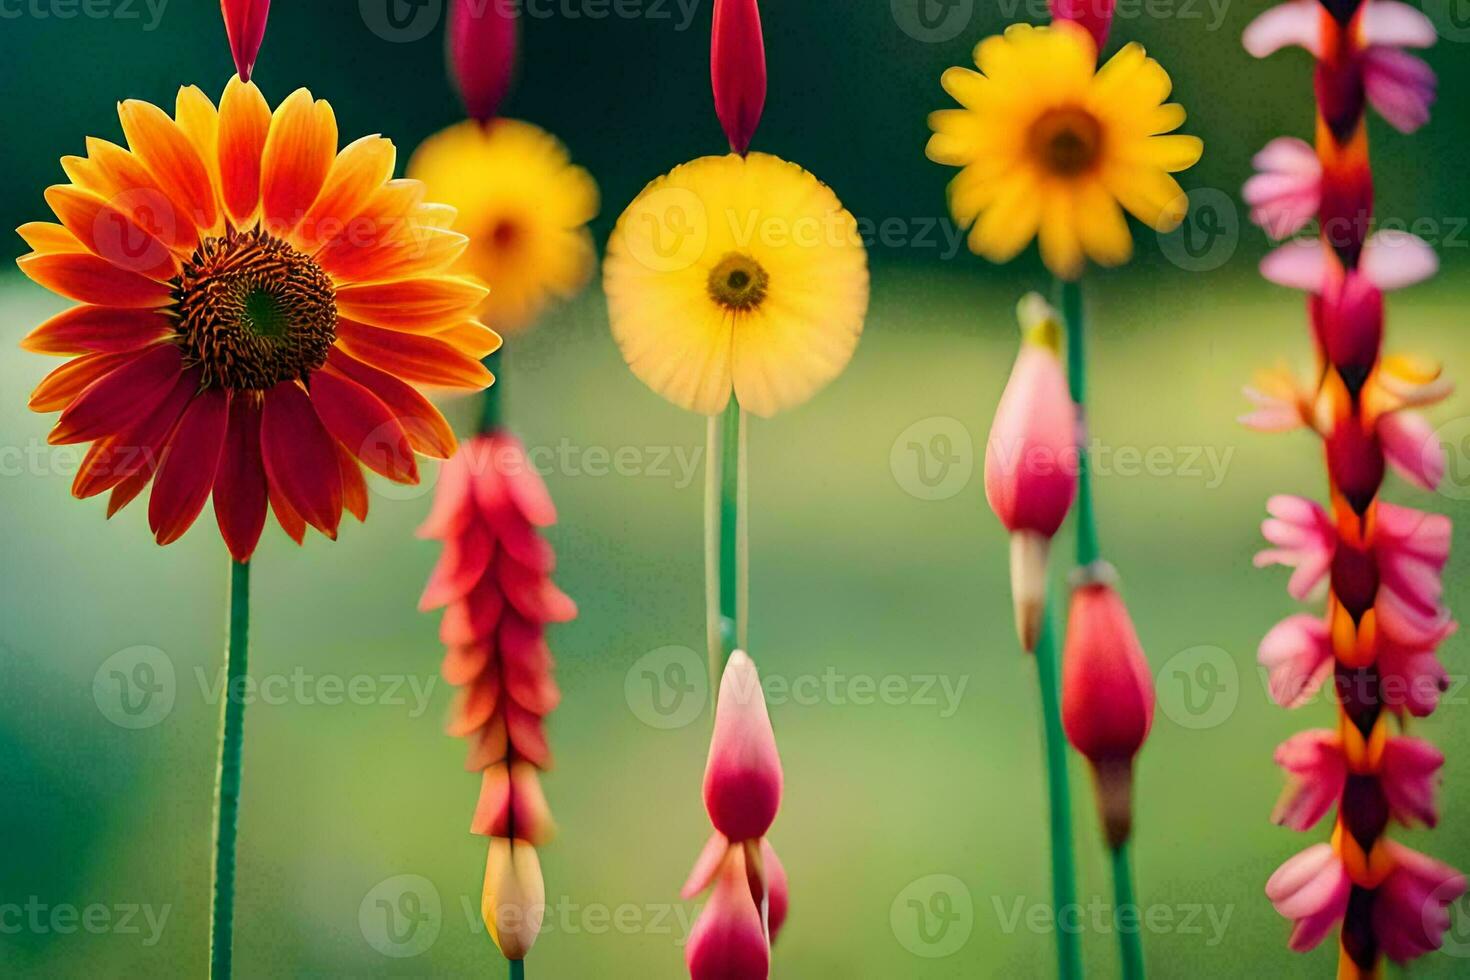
[2, 1, 1468, 977]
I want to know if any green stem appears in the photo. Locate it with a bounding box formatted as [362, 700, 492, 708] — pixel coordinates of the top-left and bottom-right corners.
[1058, 279, 1100, 567]
[478, 348, 503, 435]
[705, 401, 746, 705]
[1034, 592, 1083, 980]
[509, 959, 525, 980]
[718, 401, 741, 656]
[1111, 843, 1146, 980]
[210, 559, 250, 979]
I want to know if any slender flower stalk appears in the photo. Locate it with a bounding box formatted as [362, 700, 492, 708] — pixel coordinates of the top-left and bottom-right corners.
[209, 559, 250, 979]
[1244, 2, 1463, 974]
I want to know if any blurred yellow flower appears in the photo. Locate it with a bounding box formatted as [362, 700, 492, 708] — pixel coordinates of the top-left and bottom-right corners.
[603, 153, 869, 417]
[409, 119, 598, 332]
[926, 22, 1203, 280]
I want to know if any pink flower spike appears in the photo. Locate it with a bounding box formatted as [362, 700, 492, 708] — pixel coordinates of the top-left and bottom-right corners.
[1050, 0, 1115, 53]
[1258, 614, 1333, 708]
[1243, 137, 1321, 239]
[704, 650, 783, 842]
[685, 844, 770, 980]
[1260, 238, 1328, 292]
[1361, 231, 1439, 291]
[221, 0, 270, 83]
[1271, 730, 1345, 831]
[1265, 843, 1351, 952]
[1363, 46, 1437, 134]
[1360, 0, 1438, 47]
[1378, 410, 1444, 491]
[449, 0, 520, 123]
[1381, 736, 1445, 828]
[711, 0, 766, 155]
[1243, 0, 1323, 58]
[1255, 494, 1335, 600]
[1373, 842, 1467, 963]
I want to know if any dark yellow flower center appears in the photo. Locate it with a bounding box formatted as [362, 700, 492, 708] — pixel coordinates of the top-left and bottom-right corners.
[174, 228, 337, 391]
[1029, 107, 1104, 177]
[706, 252, 769, 312]
[488, 217, 524, 252]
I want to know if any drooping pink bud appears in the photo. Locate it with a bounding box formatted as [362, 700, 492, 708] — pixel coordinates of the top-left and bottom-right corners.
[1050, 0, 1115, 54]
[985, 294, 1076, 651]
[221, 0, 270, 82]
[703, 650, 782, 842]
[449, 0, 520, 124]
[1061, 563, 1155, 848]
[685, 845, 770, 980]
[711, 0, 766, 155]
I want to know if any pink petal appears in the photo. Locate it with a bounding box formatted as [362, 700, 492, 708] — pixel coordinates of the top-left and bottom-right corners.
[448, 0, 518, 123]
[1378, 410, 1443, 490]
[1258, 614, 1333, 708]
[1265, 843, 1350, 952]
[1361, 231, 1438, 291]
[1363, 46, 1437, 134]
[682, 831, 732, 900]
[704, 651, 783, 842]
[1377, 632, 1452, 717]
[763, 839, 789, 942]
[1271, 730, 1345, 831]
[985, 344, 1077, 537]
[1381, 736, 1444, 828]
[1244, 138, 1321, 239]
[1255, 494, 1335, 600]
[1260, 239, 1328, 291]
[1361, 0, 1437, 47]
[1243, 0, 1323, 58]
[685, 844, 769, 980]
[1374, 843, 1466, 963]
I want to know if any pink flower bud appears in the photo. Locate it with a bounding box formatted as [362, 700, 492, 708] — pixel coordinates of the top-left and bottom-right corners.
[703, 651, 782, 842]
[685, 844, 769, 980]
[220, 0, 270, 83]
[1061, 564, 1155, 847]
[711, 0, 766, 154]
[1050, 0, 1114, 53]
[449, 0, 519, 123]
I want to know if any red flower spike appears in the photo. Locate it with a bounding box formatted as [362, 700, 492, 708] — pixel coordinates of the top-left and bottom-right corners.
[449, 0, 520, 124]
[710, 0, 766, 155]
[221, 0, 270, 83]
[1050, 0, 1114, 54]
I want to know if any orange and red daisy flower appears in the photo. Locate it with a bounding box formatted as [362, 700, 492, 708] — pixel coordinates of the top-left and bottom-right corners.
[18, 76, 499, 561]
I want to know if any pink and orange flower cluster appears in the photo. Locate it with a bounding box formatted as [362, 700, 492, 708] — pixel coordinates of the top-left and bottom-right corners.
[1243, 0, 1463, 973]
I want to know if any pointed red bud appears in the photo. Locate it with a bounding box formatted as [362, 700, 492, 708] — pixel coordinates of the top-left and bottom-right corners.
[685, 845, 770, 980]
[711, 0, 766, 154]
[449, 0, 520, 124]
[221, 0, 270, 83]
[1062, 562, 1155, 847]
[1050, 0, 1114, 53]
[703, 650, 783, 842]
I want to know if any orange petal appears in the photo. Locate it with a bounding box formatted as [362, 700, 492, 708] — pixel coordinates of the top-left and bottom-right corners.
[16, 222, 84, 254]
[107, 468, 153, 518]
[21, 306, 174, 356]
[49, 342, 183, 444]
[309, 368, 418, 483]
[259, 381, 342, 537]
[81, 138, 198, 255]
[29, 350, 141, 412]
[213, 393, 270, 562]
[292, 135, 396, 253]
[217, 76, 272, 228]
[335, 319, 492, 389]
[335, 276, 489, 331]
[18, 251, 174, 308]
[118, 99, 216, 235]
[436, 320, 503, 359]
[148, 388, 230, 545]
[266, 475, 306, 544]
[174, 86, 223, 237]
[313, 179, 425, 280]
[336, 442, 369, 522]
[323, 347, 457, 458]
[259, 89, 338, 232]
[44, 185, 181, 281]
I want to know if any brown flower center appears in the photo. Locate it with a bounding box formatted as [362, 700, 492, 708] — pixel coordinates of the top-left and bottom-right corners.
[174, 228, 337, 391]
[1029, 106, 1104, 177]
[706, 252, 769, 311]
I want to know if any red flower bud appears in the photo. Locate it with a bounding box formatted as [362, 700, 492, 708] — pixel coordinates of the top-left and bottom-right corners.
[449, 0, 519, 124]
[711, 0, 766, 155]
[1062, 563, 1155, 847]
[1050, 0, 1114, 54]
[221, 0, 270, 83]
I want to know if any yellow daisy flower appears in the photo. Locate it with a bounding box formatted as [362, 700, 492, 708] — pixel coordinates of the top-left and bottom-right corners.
[926, 22, 1203, 280]
[408, 119, 598, 332]
[603, 153, 869, 417]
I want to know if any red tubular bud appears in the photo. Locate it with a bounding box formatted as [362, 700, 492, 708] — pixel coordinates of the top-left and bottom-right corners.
[1050, 0, 1115, 53]
[220, 0, 270, 83]
[449, 0, 519, 124]
[711, 0, 766, 155]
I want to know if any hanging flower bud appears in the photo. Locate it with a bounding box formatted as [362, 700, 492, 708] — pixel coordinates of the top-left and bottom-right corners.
[449, 0, 520, 123]
[1050, 0, 1115, 54]
[704, 650, 783, 842]
[220, 0, 270, 82]
[985, 293, 1076, 651]
[1061, 562, 1155, 848]
[711, 0, 766, 154]
[482, 838, 545, 961]
[685, 844, 770, 980]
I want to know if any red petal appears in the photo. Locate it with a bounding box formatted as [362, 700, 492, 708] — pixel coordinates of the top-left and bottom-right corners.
[259, 381, 342, 537]
[213, 394, 270, 562]
[18, 252, 174, 308]
[21, 306, 174, 356]
[449, 673, 501, 738]
[448, 0, 518, 122]
[149, 388, 230, 545]
[443, 642, 493, 686]
[324, 347, 457, 458]
[73, 367, 198, 498]
[497, 551, 576, 624]
[222, 0, 271, 82]
[50, 343, 183, 445]
[711, 0, 767, 154]
[267, 477, 306, 544]
[505, 700, 551, 768]
[337, 442, 369, 522]
[309, 369, 418, 483]
[43, 185, 181, 282]
[29, 350, 141, 412]
[489, 432, 556, 526]
[420, 518, 494, 610]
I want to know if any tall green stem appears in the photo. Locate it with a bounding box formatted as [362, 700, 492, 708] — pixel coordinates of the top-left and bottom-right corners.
[478, 349, 504, 435]
[706, 401, 746, 699]
[1111, 842, 1145, 980]
[509, 959, 525, 980]
[1034, 594, 1083, 980]
[1059, 279, 1099, 567]
[210, 559, 250, 979]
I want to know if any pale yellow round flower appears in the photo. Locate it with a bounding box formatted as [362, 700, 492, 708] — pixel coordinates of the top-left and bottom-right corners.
[408, 118, 598, 332]
[926, 22, 1203, 279]
[603, 153, 869, 418]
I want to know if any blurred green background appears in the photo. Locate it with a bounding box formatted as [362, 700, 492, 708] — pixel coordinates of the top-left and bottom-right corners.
[2, 1, 1468, 977]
